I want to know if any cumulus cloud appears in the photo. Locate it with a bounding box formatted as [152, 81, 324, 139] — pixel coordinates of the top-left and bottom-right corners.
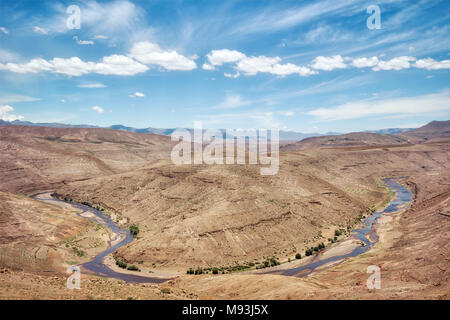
[0, 105, 24, 121]
[272, 63, 318, 76]
[0, 55, 148, 76]
[128, 41, 197, 71]
[224, 72, 240, 78]
[33, 26, 48, 34]
[205, 49, 246, 67]
[414, 58, 450, 70]
[373, 56, 415, 71]
[0, 58, 53, 74]
[202, 63, 215, 70]
[236, 55, 281, 75]
[310, 55, 346, 71]
[92, 106, 104, 114]
[129, 92, 145, 98]
[351, 56, 379, 68]
[204, 49, 316, 77]
[308, 91, 450, 121]
[93, 54, 149, 75]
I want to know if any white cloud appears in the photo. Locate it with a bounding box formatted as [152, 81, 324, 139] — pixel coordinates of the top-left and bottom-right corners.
[281, 111, 294, 116]
[33, 26, 48, 34]
[235, 55, 281, 75]
[202, 63, 215, 70]
[224, 72, 240, 78]
[308, 91, 450, 121]
[0, 55, 148, 76]
[61, 99, 66, 103]
[205, 49, 246, 67]
[0, 27, 8, 34]
[129, 92, 145, 98]
[73, 36, 94, 45]
[0, 94, 40, 105]
[414, 58, 450, 70]
[77, 0, 143, 34]
[0, 105, 24, 121]
[214, 94, 252, 109]
[93, 35, 108, 40]
[351, 56, 379, 68]
[204, 49, 316, 77]
[373, 56, 415, 71]
[0, 49, 21, 63]
[0, 58, 53, 73]
[310, 55, 346, 71]
[78, 83, 107, 88]
[271, 63, 317, 76]
[128, 41, 197, 71]
[92, 106, 104, 114]
[93, 54, 149, 75]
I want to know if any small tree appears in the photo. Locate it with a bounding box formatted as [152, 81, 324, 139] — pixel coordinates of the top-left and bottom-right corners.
[127, 265, 140, 271]
[295, 253, 301, 259]
[129, 225, 139, 237]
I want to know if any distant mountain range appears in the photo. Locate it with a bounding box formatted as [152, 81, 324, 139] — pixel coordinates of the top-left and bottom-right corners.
[0, 119, 416, 141]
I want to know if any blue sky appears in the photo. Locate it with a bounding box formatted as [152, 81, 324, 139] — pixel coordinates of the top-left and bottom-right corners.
[0, 0, 449, 133]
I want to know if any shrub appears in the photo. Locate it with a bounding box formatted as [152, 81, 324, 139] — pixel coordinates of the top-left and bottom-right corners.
[305, 249, 312, 256]
[187, 268, 194, 275]
[295, 253, 301, 259]
[335, 229, 342, 237]
[194, 267, 203, 275]
[72, 247, 85, 257]
[116, 260, 127, 269]
[127, 265, 140, 271]
[212, 268, 219, 275]
[269, 258, 280, 267]
[129, 225, 139, 237]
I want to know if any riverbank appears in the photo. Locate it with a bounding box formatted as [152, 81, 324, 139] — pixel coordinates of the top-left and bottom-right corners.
[32, 192, 174, 284]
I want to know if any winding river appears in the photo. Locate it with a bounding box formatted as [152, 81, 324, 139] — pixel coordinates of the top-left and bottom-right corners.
[32, 193, 171, 284]
[264, 178, 413, 278]
[32, 178, 412, 283]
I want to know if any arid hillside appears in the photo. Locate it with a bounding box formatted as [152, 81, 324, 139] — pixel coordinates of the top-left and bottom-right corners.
[0, 125, 174, 193]
[53, 141, 449, 272]
[168, 166, 450, 299]
[0, 192, 94, 273]
[281, 132, 409, 151]
[399, 120, 450, 143]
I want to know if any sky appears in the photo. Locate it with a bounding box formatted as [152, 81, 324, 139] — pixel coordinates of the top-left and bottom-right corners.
[0, 0, 449, 133]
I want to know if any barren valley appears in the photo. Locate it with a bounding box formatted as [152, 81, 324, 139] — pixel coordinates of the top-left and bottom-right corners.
[0, 121, 449, 299]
